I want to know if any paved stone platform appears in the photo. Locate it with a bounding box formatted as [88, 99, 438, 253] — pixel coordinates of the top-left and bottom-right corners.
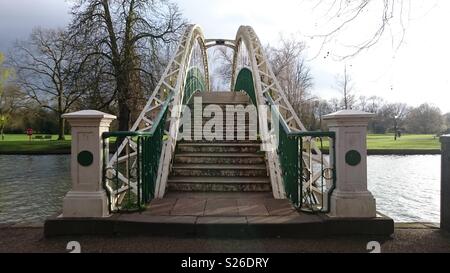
[44, 192, 394, 238]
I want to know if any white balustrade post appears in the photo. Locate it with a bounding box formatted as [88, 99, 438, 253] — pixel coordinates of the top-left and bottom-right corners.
[323, 110, 376, 218]
[61, 110, 116, 218]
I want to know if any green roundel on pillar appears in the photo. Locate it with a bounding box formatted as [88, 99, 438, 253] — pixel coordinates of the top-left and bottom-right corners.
[345, 150, 361, 166]
[77, 150, 93, 167]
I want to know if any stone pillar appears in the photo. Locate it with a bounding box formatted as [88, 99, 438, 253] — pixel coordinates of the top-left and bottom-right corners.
[323, 110, 376, 218]
[61, 110, 116, 218]
[440, 135, 450, 231]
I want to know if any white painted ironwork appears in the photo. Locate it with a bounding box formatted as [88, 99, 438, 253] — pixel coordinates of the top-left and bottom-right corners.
[105, 25, 210, 209]
[231, 26, 330, 202]
[105, 24, 330, 208]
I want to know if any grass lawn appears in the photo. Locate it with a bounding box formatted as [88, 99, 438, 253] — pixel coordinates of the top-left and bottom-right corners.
[0, 133, 442, 154]
[0, 134, 120, 154]
[0, 134, 71, 154]
[0, 134, 71, 141]
[367, 134, 440, 150]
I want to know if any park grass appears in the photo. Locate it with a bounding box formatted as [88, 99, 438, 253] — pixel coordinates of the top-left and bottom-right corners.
[367, 134, 440, 150]
[0, 134, 71, 154]
[0, 134, 119, 154]
[0, 133, 442, 154]
[0, 134, 71, 141]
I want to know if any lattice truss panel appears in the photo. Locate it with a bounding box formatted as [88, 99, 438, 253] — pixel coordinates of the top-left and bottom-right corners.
[231, 26, 332, 202]
[104, 25, 209, 205]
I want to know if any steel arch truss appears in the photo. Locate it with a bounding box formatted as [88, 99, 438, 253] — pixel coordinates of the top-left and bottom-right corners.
[231, 26, 330, 204]
[105, 25, 210, 208]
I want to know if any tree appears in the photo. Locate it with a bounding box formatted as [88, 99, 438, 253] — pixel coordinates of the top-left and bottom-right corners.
[1, 53, 16, 140]
[69, 0, 185, 132]
[366, 96, 385, 113]
[405, 103, 442, 134]
[0, 85, 27, 140]
[315, 99, 334, 130]
[373, 102, 409, 136]
[358, 95, 368, 112]
[0, 52, 13, 93]
[267, 36, 314, 126]
[10, 28, 83, 140]
[311, 0, 414, 59]
[213, 46, 233, 90]
[335, 65, 356, 110]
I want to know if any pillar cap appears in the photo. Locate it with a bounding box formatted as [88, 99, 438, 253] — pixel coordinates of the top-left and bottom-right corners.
[62, 110, 116, 120]
[440, 134, 450, 143]
[323, 110, 375, 120]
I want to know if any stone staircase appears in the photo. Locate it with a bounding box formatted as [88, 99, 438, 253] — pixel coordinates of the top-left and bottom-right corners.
[168, 92, 271, 192]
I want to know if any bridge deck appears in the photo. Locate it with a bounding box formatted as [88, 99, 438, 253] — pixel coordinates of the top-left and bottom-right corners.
[145, 192, 296, 217]
[44, 192, 394, 238]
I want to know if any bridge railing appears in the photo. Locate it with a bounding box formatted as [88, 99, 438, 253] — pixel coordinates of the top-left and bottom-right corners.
[101, 96, 171, 213]
[268, 96, 337, 213]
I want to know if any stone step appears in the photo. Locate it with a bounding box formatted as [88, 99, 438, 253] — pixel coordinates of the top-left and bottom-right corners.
[187, 105, 255, 110]
[179, 139, 262, 144]
[171, 164, 268, 177]
[176, 142, 261, 153]
[174, 153, 265, 164]
[189, 125, 258, 130]
[187, 120, 258, 126]
[191, 91, 251, 104]
[167, 176, 271, 192]
[186, 131, 259, 140]
[45, 211, 395, 238]
[182, 137, 259, 142]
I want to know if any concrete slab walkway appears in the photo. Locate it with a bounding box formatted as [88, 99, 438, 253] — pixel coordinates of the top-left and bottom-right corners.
[44, 192, 394, 238]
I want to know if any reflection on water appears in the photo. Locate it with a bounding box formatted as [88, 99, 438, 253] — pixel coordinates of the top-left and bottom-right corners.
[0, 154, 442, 224]
[0, 155, 70, 224]
[368, 155, 440, 223]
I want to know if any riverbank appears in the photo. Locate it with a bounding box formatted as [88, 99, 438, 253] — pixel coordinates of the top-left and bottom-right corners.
[0, 133, 441, 155]
[0, 223, 448, 253]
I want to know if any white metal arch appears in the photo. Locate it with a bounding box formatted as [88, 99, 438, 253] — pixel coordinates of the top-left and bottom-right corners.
[231, 26, 328, 200]
[105, 24, 210, 206]
[105, 24, 329, 208]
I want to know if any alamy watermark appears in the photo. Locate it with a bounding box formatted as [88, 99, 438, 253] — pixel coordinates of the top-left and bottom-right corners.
[170, 97, 280, 151]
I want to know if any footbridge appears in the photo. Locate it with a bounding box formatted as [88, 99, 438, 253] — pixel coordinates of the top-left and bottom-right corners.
[46, 25, 393, 237]
[102, 24, 334, 212]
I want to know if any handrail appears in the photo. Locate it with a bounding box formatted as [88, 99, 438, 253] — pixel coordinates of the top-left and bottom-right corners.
[102, 93, 173, 213]
[265, 93, 336, 213]
[102, 93, 173, 140]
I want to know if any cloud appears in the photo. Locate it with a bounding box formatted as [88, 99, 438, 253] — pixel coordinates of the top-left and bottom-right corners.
[0, 0, 71, 51]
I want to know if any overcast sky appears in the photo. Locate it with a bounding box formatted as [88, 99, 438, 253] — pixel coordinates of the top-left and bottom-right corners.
[1, 0, 449, 112]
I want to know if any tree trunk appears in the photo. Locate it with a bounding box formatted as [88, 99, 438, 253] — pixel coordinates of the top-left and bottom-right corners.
[118, 97, 130, 132]
[58, 116, 65, 140]
[1, 126, 4, 141]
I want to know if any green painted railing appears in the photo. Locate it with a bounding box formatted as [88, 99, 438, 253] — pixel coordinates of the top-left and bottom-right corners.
[183, 67, 206, 104]
[268, 95, 337, 213]
[102, 95, 171, 213]
[234, 67, 257, 105]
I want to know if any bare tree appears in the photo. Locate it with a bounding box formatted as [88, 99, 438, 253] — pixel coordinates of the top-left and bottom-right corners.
[213, 46, 233, 90]
[10, 28, 83, 140]
[267, 36, 314, 122]
[335, 65, 355, 110]
[375, 102, 409, 138]
[69, 0, 185, 132]
[358, 95, 368, 111]
[366, 96, 385, 113]
[405, 103, 442, 134]
[311, 0, 421, 59]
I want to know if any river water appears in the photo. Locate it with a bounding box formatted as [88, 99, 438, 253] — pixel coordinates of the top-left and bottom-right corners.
[0, 154, 441, 224]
